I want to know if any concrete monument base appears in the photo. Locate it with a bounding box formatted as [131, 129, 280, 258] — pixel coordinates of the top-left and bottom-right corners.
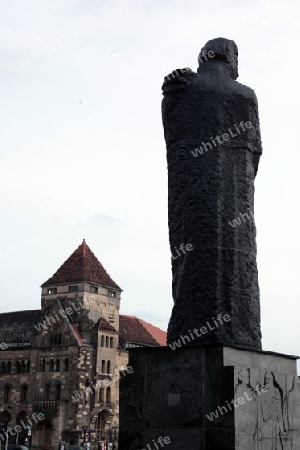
[119, 344, 300, 450]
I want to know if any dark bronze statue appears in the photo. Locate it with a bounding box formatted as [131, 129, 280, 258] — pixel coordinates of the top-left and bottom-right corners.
[162, 38, 262, 349]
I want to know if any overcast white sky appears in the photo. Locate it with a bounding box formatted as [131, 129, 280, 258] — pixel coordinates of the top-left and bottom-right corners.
[0, 0, 299, 366]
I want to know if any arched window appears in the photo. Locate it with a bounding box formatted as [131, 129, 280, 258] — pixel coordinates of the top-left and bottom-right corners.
[49, 360, 54, 372]
[16, 361, 21, 373]
[110, 337, 113, 348]
[105, 336, 109, 348]
[26, 360, 30, 373]
[21, 385, 28, 402]
[57, 334, 62, 344]
[20, 361, 25, 373]
[0, 362, 5, 374]
[107, 360, 111, 374]
[4, 386, 10, 403]
[40, 359, 46, 372]
[101, 360, 105, 373]
[6, 362, 11, 374]
[45, 384, 51, 401]
[101, 335, 104, 347]
[64, 359, 69, 372]
[106, 387, 111, 403]
[56, 384, 61, 401]
[56, 359, 60, 372]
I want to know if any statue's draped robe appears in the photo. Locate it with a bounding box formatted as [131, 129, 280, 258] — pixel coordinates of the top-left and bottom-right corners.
[162, 68, 262, 349]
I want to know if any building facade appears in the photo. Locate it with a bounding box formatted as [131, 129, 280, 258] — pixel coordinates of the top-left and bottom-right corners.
[0, 240, 166, 450]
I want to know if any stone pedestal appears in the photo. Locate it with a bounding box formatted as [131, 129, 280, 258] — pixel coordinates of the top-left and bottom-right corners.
[119, 345, 300, 450]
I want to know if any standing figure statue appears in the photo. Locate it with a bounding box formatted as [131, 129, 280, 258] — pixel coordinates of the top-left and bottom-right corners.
[162, 38, 262, 349]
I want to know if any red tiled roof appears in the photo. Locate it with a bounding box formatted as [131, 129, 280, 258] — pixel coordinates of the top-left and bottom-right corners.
[119, 315, 167, 347]
[137, 318, 167, 346]
[98, 317, 117, 333]
[42, 240, 121, 290]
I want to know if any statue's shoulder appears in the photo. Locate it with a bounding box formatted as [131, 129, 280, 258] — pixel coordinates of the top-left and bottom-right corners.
[234, 79, 257, 100]
[162, 67, 196, 93]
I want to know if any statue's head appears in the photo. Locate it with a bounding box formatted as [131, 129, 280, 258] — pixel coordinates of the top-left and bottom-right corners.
[198, 37, 238, 80]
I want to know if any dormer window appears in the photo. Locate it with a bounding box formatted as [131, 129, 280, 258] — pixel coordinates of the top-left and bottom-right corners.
[69, 285, 78, 292]
[90, 286, 98, 294]
[48, 288, 57, 295]
[108, 290, 116, 298]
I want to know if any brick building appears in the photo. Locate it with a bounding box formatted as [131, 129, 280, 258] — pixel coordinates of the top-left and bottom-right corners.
[0, 240, 166, 450]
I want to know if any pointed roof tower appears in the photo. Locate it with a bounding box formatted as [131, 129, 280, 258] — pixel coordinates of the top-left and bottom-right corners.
[42, 240, 121, 290]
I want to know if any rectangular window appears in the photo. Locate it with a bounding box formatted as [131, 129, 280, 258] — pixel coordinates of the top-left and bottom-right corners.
[90, 286, 98, 294]
[108, 290, 116, 297]
[69, 285, 78, 292]
[47, 288, 57, 295]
